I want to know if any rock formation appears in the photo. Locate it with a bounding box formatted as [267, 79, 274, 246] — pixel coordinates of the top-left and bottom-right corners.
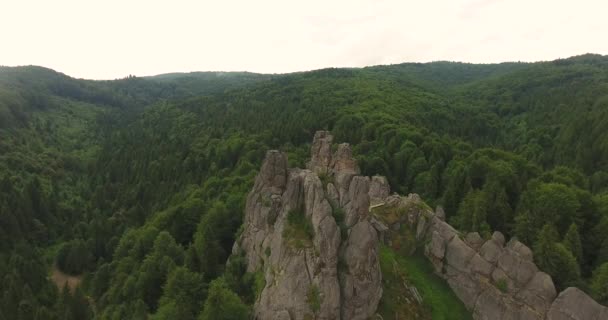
[232, 131, 381, 320]
[233, 131, 607, 320]
[369, 179, 608, 320]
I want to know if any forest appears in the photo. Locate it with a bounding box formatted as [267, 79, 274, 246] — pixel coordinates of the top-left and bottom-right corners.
[1, 54, 608, 319]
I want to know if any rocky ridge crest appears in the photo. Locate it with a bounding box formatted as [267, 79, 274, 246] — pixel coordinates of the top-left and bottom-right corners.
[233, 131, 608, 320]
[232, 131, 381, 320]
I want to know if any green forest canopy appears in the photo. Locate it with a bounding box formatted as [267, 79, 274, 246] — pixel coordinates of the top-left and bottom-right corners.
[1, 54, 608, 319]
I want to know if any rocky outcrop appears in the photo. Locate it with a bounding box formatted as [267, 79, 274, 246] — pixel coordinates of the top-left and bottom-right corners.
[233, 131, 381, 320]
[233, 131, 607, 320]
[547, 287, 608, 320]
[374, 192, 607, 320]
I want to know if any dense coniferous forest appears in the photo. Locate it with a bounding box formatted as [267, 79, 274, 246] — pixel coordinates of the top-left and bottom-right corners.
[1, 55, 608, 319]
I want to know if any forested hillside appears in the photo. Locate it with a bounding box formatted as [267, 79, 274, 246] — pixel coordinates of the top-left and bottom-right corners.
[1, 55, 608, 319]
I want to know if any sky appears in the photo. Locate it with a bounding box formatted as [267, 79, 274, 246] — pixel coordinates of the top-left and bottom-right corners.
[2, 0, 607, 79]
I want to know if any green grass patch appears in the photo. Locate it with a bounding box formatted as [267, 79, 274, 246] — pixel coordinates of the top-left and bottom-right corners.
[496, 278, 508, 293]
[283, 209, 314, 248]
[378, 246, 472, 320]
[253, 270, 266, 300]
[307, 284, 321, 313]
[318, 171, 333, 189]
[329, 200, 348, 241]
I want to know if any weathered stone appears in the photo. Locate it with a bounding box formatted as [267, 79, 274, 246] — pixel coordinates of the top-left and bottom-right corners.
[431, 219, 458, 244]
[368, 175, 390, 204]
[341, 221, 382, 320]
[470, 253, 494, 277]
[506, 238, 534, 262]
[252, 169, 342, 320]
[496, 249, 537, 288]
[426, 230, 446, 260]
[334, 172, 355, 207]
[465, 232, 484, 251]
[480, 239, 503, 264]
[435, 205, 446, 221]
[236, 131, 385, 320]
[274, 310, 291, 320]
[370, 216, 388, 243]
[343, 176, 370, 228]
[326, 182, 339, 205]
[235, 131, 608, 320]
[308, 130, 333, 174]
[473, 286, 507, 320]
[491, 267, 515, 293]
[515, 271, 556, 314]
[546, 287, 608, 320]
[446, 270, 481, 309]
[331, 143, 359, 175]
[446, 236, 476, 273]
[492, 231, 506, 247]
[415, 210, 434, 241]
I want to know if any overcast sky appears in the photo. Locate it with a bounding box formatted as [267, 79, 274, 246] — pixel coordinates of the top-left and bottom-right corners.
[2, 0, 607, 79]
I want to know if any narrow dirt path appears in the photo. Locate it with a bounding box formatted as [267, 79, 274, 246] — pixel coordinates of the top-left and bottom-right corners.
[51, 264, 82, 293]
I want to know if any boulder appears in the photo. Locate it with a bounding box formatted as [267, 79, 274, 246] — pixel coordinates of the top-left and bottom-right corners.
[465, 232, 484, 251]
[445, 236, 476, 273]
[515, 271, 556, 314]
[435, 205, 446, 221]
[496, 249, 537, 288]
[470, 253, 494, 277]
[480, 239, 503, 264]
[446, 270, 482, 308]
[492, 231, 506, 247]
[506, 238, 534, 262]
[546, 287, 608, 320]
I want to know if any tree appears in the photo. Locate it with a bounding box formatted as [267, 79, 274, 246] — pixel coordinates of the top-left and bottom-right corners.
[563, 223, 583, 264]
[590, 263, 608, 305]
[199, 278, 249, 320]
[56, 239, 93, 275]
[534, 224, 581, 289]
[520, 182, 581, 234]
[154, 267, 206, 320]
[452, 189, 491, 236]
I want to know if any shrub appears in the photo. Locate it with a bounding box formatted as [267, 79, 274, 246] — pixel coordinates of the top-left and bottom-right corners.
[496, 278, 508, 293]
[283, 209, 314, 248]
[307, 285, 321, 313]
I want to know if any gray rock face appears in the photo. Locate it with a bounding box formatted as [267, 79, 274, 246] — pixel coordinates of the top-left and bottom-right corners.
[419, 207, 563, 320]
[331, 143, 359, 175]
[369, 175, 390, 204]
[546, 287, 608, 320]
[235, 131, 607, 320]
[234, 132, 382, 320]
[239, 153, 341, 320]
[340, 221, 383, 320]
[308, 130, 333, 174]
[415, 205, 608, 320]
[343, 176, 370, 228]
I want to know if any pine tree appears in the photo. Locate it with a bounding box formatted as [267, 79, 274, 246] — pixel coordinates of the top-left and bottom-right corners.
[453, 189, 491, 236]
[534, 224, 581, 289]
[563, 223, 583, 264]
[591, 263, 608, 305]
[199, 278, 249, 320]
